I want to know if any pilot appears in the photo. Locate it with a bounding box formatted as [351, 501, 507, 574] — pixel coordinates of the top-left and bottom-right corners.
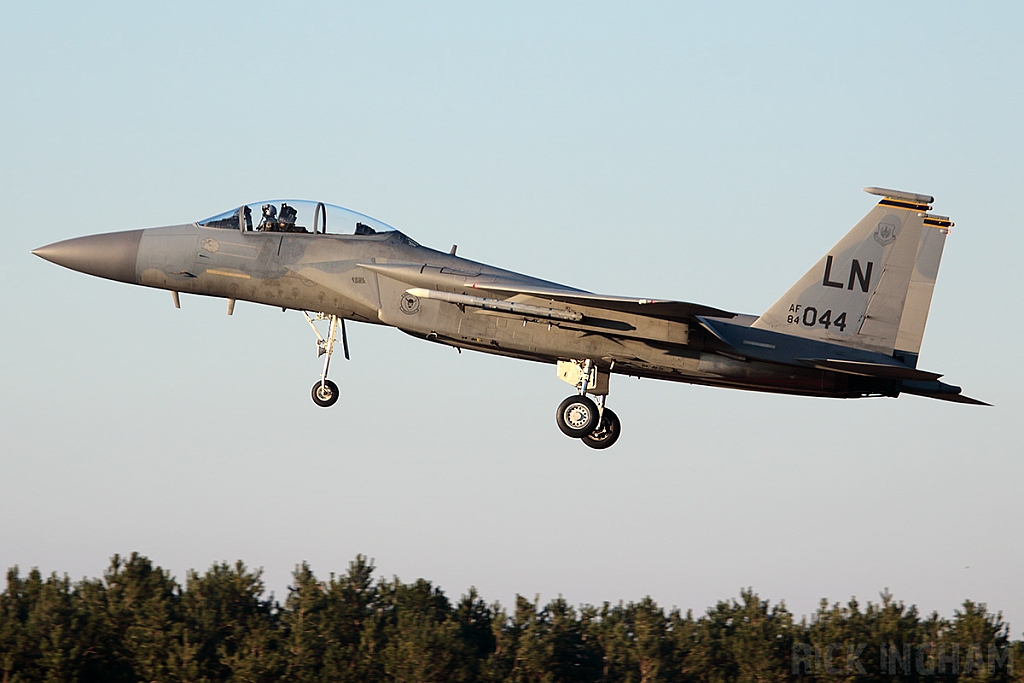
[279, 203, 298, 229]
[259, 204, 278, 231]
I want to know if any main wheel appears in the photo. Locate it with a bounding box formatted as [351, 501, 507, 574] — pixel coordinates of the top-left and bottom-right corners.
[311, 379, 340, 407]
[556, 395, 599, 438]
[582, 408, 621, 450]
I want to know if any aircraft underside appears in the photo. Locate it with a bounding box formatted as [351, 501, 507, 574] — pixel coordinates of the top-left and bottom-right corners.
[422, 328, 894, 399]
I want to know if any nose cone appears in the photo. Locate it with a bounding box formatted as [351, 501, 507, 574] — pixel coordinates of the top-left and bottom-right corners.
[33, 230, 144, 284]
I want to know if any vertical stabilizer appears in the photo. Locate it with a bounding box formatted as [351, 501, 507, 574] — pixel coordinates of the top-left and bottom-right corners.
[751, 188, 953, 359]
[891, 214, 949, 366]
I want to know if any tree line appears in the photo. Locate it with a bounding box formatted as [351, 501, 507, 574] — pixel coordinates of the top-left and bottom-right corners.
[0, 553, 1019, 683]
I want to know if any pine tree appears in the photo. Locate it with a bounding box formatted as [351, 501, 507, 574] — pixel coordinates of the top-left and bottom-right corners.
[595, 597, 677, 683]
[947, 601, 1013, 683]
[504, 595, 602, 683]
[0, 567, 37, 683]
[281, 562, 328, 683]
[180, 560, 284, 682]
[102, 553, 182, 683]
[2, 555, 1022, 683]
[319, 555, 381, 683]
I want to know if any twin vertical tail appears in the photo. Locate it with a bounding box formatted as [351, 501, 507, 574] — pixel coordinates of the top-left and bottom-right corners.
[752, 187, 952, 368]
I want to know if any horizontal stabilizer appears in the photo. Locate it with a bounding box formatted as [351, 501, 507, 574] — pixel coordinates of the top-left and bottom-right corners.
[899, 379, 991, 406]
[901, 389, 991, 406]
[465, 283, 736, 321]
[798, 358, 943, 382]
[921, 393, 991, 406]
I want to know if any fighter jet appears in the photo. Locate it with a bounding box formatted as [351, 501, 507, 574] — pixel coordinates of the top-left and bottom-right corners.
[32, 187, 985, 449]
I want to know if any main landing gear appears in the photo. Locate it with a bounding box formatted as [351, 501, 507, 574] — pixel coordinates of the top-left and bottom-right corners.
[554, 359, 621, 449]
[303, 311, 349, 408]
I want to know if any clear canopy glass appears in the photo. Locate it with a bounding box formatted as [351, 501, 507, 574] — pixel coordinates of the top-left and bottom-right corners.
[198, 200, 398, 235]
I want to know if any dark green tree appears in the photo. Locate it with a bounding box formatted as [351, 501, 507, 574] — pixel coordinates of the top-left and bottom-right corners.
[319, 555, 381, 683]
[947, 601, 1012, 683]
[280, 561, 328, 682]
[180, 560, 284, 682]
[2, 555, 1021, 683]
[103, 553, 182, 683]
[503, 595, 602, 683]
[595, 597, 678, 683]
[0, 567, 43, 683]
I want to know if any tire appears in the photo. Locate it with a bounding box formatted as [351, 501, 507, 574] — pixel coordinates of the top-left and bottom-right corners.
[556, 395, 599, 438]
[582, 408, 621, 450]
[311, 379, 340, 407]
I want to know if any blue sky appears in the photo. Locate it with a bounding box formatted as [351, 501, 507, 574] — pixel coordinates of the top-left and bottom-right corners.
[1, 2, 1021, 630]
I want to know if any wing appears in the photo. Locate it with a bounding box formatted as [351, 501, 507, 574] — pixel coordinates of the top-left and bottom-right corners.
[465, 282, 736, 321]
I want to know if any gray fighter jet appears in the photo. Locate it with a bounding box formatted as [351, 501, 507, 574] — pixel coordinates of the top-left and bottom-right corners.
[33, 187, 985, 449]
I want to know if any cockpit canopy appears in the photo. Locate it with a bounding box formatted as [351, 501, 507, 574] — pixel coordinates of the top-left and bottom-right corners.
[198, 200, 398, 236]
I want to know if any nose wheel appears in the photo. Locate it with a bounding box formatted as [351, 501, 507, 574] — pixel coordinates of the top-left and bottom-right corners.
[312, 379, 340, 407]
[303, 311, 349, 408]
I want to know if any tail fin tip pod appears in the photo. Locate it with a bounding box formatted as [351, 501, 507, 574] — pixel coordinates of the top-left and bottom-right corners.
[751, 187, 953, 362]
[863, 186, 934, 205]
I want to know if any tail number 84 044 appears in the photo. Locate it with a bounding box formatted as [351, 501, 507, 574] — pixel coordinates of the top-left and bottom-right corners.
[786, 304, 847, 331]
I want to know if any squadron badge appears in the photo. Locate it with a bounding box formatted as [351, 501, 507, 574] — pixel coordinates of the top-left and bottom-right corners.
[400, 293, 421, 314]
[873, 219, 900, 246]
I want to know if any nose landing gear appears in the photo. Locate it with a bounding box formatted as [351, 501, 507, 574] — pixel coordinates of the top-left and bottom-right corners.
[303, 311, 348, 408]
[312, 379, 340, 407]
[555, 359, 621, 449]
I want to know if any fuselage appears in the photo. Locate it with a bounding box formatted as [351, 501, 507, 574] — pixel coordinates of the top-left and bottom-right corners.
[32, 190, 985, 450]
[37, 220, 896, 400]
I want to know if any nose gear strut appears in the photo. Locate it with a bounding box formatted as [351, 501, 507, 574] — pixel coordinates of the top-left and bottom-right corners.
[303, 311, 349, 407]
